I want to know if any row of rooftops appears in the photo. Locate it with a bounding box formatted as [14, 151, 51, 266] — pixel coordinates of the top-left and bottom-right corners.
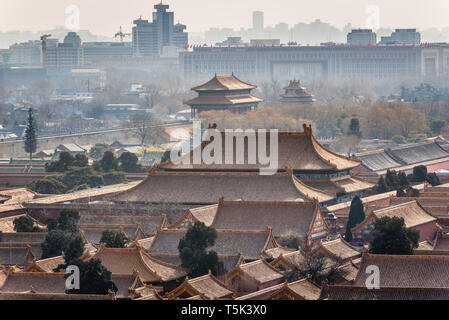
[355, 140, 449, 174]
[5, 237, 449, 300]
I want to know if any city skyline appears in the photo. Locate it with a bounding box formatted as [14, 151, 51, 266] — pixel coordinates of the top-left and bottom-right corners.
[1, 0, 449, 37]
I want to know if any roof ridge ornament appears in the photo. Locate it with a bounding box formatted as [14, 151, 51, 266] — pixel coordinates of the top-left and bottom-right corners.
[302, 123, 312, 136]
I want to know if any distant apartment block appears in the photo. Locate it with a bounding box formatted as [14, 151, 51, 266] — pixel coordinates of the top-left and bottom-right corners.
[132, 3, 188, 57]
[347, 29, 377, 45]
[380, 29, 421, 45]
[82, 42, 133, 65]
[45, 32, 83, 71]
[8, 40, 42, 66]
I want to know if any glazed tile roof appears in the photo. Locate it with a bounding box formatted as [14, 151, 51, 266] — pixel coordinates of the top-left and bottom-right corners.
[236, 279, 321, 300]
[143, 253, 243, 273]
[161, 128, 361, 172]
[0, 188, 37, 205]
[0, 272, 66, 294]
[232, 259, 284, 285]
[168, 272, 234, 300]
[111, 170, 334, 204]
[79, 215, 166, 237]
[386, 141, 449, 165]
[79, 224, 143, 246]
[355, 149, 402, 172]
[0, 232, 47, 244]
[186, 200, 324, 239]
[185, 94, 262, 106]
[24, 182, 138, 205]
[89, 245, 187, 282]
[0, 214, 44, 233]
[148, 228, 278, 260]
[303, 176, 374, 195]
[0, 246, 36, 266]
[321, 285, 449, 300]
[28, 256, 65, 273]
[353, 254, 449, 288]
[352, 200, 436, 234]
[191, 74, 257, 91]
[313, 236, 361, 262]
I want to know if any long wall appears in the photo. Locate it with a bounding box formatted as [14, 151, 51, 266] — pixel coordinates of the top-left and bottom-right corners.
[0, 128, 140, 159]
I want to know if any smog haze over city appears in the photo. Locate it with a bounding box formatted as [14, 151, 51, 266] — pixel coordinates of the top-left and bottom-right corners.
[1, 0, 449, 35]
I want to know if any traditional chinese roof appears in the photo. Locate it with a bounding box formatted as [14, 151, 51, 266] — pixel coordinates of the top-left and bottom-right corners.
[236, 279, 321, 300]
[111, 169, 335, 204]
[111, 274, 147, 299]
[353, 253, 449, 288]
[312, 236, 361, 262]
[355, 149, 402, 172]
[386, 141, 449, 165]
[160, 126, 361, 173]
[321, 285, 449, 300]
[167, 271, 234, 300]
[148, 228, 278, 261]
[185, 94, 263, 106]
[79, 215, 167, 237]
[0, 246, 36, 267]
[0, 214, 44, 233]
[302, 176, 374, 196]
[227, 259, 284, 286]
[0, 188, 37, 205]
[352, 200, 437, 234]
[414, 227, 449, 255]
[139, 253, 244, 273]
[174, 200, 326, 240]
[0, 271, 66, 294]
[24, 256, 65, 273]
[191, 74, 257, 91]
[0, 292, 114, 300]
[79, 224, 145, 246]
[1, 232, 47, 244]
[270, 250, 305, 270]
[280, 80, 316, 104]
[89, 244, 187, 282]
[24, 182, 138, 205]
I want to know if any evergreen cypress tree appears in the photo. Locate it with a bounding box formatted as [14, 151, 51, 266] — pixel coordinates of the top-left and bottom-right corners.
[24, 107, 37, 161]
[376, 176, 388, 193]
[345, 195, 365, 242]
[398, 171, 409, 188]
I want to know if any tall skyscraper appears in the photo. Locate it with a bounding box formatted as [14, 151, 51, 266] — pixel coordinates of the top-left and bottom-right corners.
[252, 11, 264, 32]
[132, 2, 188, 58]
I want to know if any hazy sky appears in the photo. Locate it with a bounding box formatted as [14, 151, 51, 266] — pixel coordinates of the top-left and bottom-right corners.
[1, 0, 449, 35]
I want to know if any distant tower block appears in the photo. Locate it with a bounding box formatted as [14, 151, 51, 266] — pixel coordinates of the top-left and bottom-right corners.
[185, 73, 263, 118]
[280, 79, 316, 105]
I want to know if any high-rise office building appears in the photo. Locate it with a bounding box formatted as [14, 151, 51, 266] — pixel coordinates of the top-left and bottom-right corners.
[132, 2, 188, 57]
[252, 11, 264, 32]
[45, 32, 83, 71]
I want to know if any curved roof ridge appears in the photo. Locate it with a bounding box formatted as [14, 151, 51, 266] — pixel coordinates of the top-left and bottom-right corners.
[310, 134, 361, 169]
[291, 175, 335, 202]
[354, 148, 387, 156]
